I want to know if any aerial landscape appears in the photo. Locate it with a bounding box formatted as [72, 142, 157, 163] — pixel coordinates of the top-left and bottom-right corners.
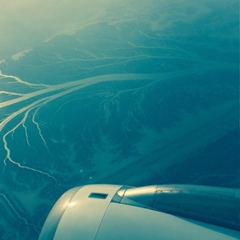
[0, 0, 239, 239]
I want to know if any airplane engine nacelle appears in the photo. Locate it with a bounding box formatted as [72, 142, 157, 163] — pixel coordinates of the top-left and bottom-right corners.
[39, 184, 240, 240]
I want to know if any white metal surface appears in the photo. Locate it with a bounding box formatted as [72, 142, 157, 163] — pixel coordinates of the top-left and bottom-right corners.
[39, 184, 240, 240]
[96, 203, 240, 240]
[53, 184, 122, 240]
